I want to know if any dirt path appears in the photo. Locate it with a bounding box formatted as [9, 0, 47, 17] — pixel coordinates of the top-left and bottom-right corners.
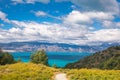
[54, 73, 68, 80]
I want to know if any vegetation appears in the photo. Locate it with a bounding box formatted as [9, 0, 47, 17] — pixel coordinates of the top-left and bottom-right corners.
[0, 63, 119, 80]
[0, 46, 120, 80]
[67, 69, 120, 80]
[52, 64, 57, 68]
[65, 46, 120, 69]
[0, 49, 15, 65]
[0, 63, 58, 80]
[30, 49, 48, 65]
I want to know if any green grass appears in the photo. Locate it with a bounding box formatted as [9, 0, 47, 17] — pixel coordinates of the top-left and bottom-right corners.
[0, 63, 58, 80]
[0, 63, 120, 80]
[66, 69, 120, 80]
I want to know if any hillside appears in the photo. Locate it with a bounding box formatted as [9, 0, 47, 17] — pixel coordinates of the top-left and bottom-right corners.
[0, 63, 120, 80]
[65, 46, 120, 69]
[0, 63, 58, 80]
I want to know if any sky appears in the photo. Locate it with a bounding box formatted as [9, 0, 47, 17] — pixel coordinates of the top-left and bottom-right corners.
[0, 0, 120, 45]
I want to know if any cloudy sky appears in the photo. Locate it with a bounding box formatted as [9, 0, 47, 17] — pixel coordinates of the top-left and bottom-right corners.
[0, 0, 120, 45]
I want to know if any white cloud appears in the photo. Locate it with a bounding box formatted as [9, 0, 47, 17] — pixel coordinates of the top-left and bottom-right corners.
[34, 11, 47, 17]
[0, 10, 120, 45]
[86, 29, 120, 42]
[33, 11, 61, 20]
[11, 0, 24, 4]
[26, 0, 50, 4]
[56, 0, 120, 15]
[85, 12, 114, 20]
[63, 10, 91, 24]
[1, 19, 120, 45]
[0, 11, 9, 22]
[63, 10, 114, 26]
[9, 27, 21, 33]
[0, 20, 89, 44]
[102, 21, 120, 28]
[11, 0, 50, 4]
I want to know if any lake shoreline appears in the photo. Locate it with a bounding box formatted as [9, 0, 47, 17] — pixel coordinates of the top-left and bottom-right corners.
[10, 52, 92, 67]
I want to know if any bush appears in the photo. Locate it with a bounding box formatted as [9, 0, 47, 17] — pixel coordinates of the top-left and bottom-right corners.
[30, 49, 48, 65]
[0, 51, 15, 65]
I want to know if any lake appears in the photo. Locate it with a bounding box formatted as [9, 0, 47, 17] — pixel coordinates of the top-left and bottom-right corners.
[10, 52, 92, 67]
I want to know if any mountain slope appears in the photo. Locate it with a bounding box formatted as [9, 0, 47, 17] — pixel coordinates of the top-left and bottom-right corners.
[65, 46, 120, 69]
[1, 41, 120, 52]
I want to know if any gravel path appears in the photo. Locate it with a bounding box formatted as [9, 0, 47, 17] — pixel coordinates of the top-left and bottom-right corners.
[54, 73, 67, 80]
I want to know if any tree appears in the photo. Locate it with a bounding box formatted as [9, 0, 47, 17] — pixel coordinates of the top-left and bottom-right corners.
[30, 49, 48, 65]
[0, 51, 15, 65]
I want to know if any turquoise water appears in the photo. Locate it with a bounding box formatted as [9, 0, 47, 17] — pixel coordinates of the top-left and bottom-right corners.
[10, 52, 92, 67]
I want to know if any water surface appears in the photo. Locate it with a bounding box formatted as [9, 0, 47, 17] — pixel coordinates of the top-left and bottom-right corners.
[10, 52, 92, 67]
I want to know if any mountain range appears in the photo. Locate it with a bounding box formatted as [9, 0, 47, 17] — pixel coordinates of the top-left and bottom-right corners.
[0, 41, 120, 52]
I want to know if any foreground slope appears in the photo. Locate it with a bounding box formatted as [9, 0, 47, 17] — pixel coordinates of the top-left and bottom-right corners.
[0, 63, 120, 80]
[65, 46, 120, 69]
[66, 69, 120, 80]
[0, 63, 57, 80]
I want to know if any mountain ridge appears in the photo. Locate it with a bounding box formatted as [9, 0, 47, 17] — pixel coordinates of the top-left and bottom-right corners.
[0, 41, 120, 52]
[65, 46, 120, 70]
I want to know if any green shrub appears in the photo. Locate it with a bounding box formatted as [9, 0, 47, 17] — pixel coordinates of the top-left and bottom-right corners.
[30, 49, 48, 65]
[0, 51, 14, 65]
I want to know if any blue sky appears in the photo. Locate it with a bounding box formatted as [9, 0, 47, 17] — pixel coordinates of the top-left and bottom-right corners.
[0, 0, 120, 45]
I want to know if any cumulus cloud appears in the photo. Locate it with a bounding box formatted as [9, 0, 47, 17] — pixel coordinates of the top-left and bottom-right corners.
[63, 10, 114, 25]
[0, 19, 90, 44]
[63, 10, 91, 24]
[11, 0, 50, 4]
[0, 17, 120, 45]
[0, 8, 120, 45]
[86, 29, 120, 42]
[56, 0, 120, 15]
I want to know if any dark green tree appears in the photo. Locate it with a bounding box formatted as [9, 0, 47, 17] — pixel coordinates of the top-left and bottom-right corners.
[30, 49, 48, 65]
[0, 50, 15, 65]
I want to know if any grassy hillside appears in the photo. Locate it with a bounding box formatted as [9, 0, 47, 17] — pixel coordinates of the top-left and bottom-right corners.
[0, 46, 120, 80]
[0, 63, 58, 80]
[65, 46, 120, 69]
[67, 69, 120, 80]
[0, 63, 120, 80]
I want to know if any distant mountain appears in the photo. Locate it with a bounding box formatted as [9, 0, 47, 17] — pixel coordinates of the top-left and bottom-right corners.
[0, 41, 120, 52]
[65, 46, 120, 70]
